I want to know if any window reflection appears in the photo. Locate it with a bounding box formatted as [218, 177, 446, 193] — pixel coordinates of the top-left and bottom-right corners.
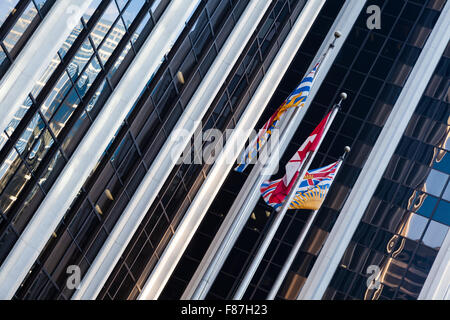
[0, 1, 55, 79]
[424, 169, 448, 196]
[422, 220, 448, 249]
[325, 0, 447, 299]
[398, 267, 425, 298]
[0, 1, 20, 24]
[0, 0, 149, 229]
[433, 149, 450, 174]
[409, 191, 438, 217]
[15, 0, 257, 300]
[410, 245, 438, 275]
[399, 213, 427, 241]
[2, 1, 175, 298]
[443, 183, 450, 201]
[432, 199, 450, 225]
[3, 3, 38, 54]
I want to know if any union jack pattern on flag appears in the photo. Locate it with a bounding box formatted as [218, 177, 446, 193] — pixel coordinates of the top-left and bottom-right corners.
[264, 110, 332, 208]
[234, 60, 321, 172]
[260, 160, 340, 211]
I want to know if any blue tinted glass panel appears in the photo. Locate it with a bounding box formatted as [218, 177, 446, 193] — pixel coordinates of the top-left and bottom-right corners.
[411, 193, 438, 217]
[422, 220, 448, 249]
[425, 169, 448, 196]
[432, 200, 450, 225]
[401, 213, 428, 241]
[443, 183, 450, 201]
[433, 151, 450, 174]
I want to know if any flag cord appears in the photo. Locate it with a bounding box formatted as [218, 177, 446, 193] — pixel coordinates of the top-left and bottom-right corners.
[315, 31, 340, 74]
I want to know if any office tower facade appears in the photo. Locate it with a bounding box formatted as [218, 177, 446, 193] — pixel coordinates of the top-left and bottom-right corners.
[0, 0, 448, 301]
[0, 0, 56, 80]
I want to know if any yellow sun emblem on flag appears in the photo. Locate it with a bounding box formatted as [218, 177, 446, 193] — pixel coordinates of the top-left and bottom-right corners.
[289, 186, 328, 210]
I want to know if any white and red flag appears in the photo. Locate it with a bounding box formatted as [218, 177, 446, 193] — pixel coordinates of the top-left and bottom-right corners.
[266, 111, 332, 206]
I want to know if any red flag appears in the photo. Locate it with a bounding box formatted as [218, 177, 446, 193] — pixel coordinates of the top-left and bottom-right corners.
[267, 111, 332, 205]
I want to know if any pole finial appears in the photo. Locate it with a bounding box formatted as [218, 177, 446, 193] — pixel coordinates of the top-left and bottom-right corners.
[340, 146, 351, 160]
[329, 31, 342, 50]
[336, 92, 347, 107]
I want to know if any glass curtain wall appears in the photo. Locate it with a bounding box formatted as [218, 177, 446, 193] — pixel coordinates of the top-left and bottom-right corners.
[324, 44, 449, 300]
[0, 0, 56, 79]
[0, 0, 170, 279]
[203, 0, 445, 300]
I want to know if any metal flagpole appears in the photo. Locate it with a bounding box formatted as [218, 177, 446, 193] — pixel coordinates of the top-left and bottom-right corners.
[274, 31, 341, 150]
[266, 146, 350, 300]
[187, 33, 341, 300]
[237, 31, 341, 175]
[232, 93, 346, 299]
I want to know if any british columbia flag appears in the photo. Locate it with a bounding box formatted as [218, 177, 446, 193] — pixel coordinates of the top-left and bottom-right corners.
[261, 160, 340, 211]
[234, 60, 322, 173]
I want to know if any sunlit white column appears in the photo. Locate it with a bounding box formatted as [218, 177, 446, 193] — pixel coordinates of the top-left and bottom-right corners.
[418, 228, 450, 299]
[0, 0, 93, 135]
[72, 0, 271, 300]
[182, 0, 366, 300]
[0, 0, 200, 300]
[298, 0, 450, 300]
[141, 0, 329, 300]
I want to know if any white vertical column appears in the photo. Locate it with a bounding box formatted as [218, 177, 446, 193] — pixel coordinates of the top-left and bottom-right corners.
[0, 0, 93, 134]
[72, 0, 271, 300]
[141, 0, 331, 300]
[0, 0, 200, 300]
[298, 1, 450, 300]
[418, 229, 450, 300]
[182, 0, 366, 300]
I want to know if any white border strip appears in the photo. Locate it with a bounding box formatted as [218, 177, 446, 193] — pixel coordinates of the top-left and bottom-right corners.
[418, 226, 450, 299]
[182, 0, 366, 300]
[298, 0, 450, 300]
[0, 0, 94, 134]
[72, 0, 271, 300]
[0, 0, 199, 299]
